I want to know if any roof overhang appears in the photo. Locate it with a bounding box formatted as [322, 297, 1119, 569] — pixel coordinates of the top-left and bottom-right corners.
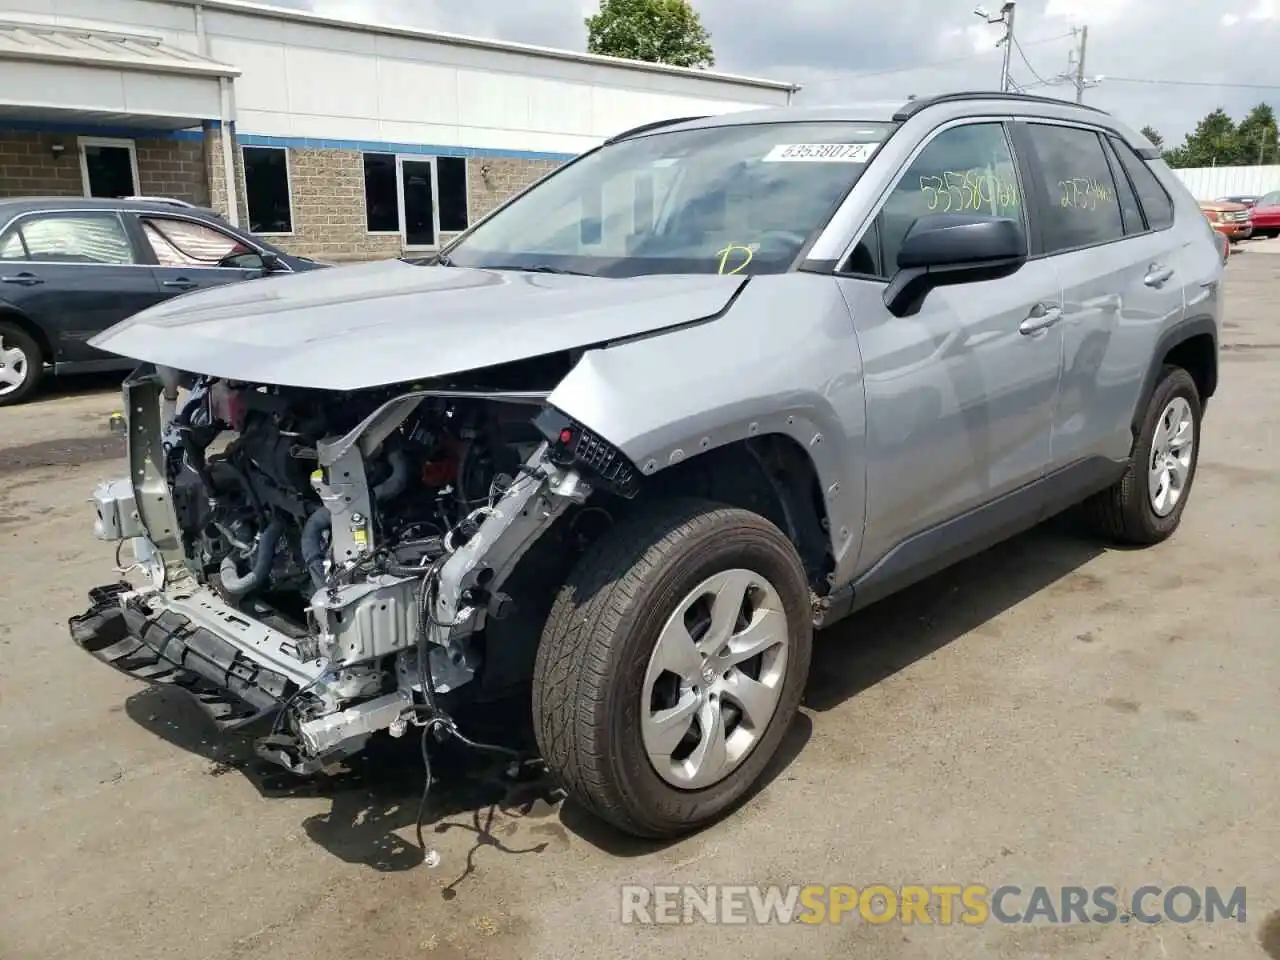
[0, 18, 235, 128]
[0, 19, 239, 79]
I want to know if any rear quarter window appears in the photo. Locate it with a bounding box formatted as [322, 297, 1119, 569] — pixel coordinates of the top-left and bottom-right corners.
[1108, 137, 1174, 231]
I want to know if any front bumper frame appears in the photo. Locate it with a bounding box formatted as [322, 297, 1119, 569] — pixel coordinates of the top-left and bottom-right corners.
[69, 581, 311, 730]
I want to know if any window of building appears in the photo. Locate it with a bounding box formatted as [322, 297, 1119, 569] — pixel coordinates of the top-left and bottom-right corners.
[142, 216, 252, 267]
[243, 146, 293, 234]
[363, 153, 399, 232]
[361, 153, 470, 237]
[437, 157, 469, 233]
[1109, 136, 1174, 231]
[0, 213, 135, 264]
[1020, 124, 1125, 254]
[849, 122, 1024, 277]
[78, 137, 139, 198]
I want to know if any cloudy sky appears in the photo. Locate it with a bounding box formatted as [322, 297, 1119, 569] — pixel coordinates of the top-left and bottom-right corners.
[277, 0, 1279, 145]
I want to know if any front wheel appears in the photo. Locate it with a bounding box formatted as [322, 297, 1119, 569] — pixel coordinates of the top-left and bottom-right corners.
[532, 498, 812, 838]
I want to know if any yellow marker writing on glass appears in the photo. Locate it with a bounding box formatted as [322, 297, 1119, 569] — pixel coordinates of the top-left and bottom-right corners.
[716, 244, 754, 275]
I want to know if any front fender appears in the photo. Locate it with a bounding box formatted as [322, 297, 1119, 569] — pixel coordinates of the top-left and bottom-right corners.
[547, 273, 870, 582]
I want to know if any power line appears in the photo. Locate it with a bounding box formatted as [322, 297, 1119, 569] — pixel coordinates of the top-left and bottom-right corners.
[1104, 76, 1280, 91]
[800, 31, 1074, 87]
[1011, 35, 1052, 87]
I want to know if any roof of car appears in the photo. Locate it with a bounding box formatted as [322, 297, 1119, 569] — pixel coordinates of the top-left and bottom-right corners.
[609, 91, 1157, 158]
[0, 196, 224, 219]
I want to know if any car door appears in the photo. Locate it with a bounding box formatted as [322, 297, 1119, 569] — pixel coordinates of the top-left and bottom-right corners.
[833, 120, 1065, 571]
[1011, 122, 1185, 470]
[131, 213, 267, 299]
[0, 210, 164, 366]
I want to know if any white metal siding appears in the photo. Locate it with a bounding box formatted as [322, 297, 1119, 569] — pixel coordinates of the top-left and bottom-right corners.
[0, 0, 791, 153]
[0, 58, 221, 119]
[1171, 165, 1280, 200]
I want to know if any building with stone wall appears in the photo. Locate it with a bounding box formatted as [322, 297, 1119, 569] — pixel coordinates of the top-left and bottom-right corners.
[0, 0, 796, 262]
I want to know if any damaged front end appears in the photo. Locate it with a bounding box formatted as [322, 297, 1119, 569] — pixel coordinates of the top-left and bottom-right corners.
[70, 364, 636, 774]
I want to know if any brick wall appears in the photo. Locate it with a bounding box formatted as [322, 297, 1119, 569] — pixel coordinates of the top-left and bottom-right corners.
[206, 145, 565, 262]
[467, 156, 563, 221]
[0, 129, 208, 202]
[281, 148, 401, 261]
[135, 136, 208, 205]
[0, 131, 83, 196]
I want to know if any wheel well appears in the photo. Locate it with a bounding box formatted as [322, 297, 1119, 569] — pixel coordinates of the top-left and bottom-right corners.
[642, 434, 835, 594]
[1164, 333, 1216, 402]
[0, 310, 51, 364]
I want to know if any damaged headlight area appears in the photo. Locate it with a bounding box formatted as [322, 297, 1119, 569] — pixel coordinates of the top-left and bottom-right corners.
[70, 363, 635, 775]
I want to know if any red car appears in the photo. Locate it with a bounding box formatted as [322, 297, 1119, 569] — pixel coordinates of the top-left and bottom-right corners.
[1247, 190, 1280, 237]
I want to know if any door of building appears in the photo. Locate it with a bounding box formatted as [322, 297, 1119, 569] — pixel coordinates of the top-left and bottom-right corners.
[398, 158, 437, 248]
[79, 138, 139, 198]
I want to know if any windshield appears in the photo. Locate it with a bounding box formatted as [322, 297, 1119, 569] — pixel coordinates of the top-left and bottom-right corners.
[443, 120, 896, 278]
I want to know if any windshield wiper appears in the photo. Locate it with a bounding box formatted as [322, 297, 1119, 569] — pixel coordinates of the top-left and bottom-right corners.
[486, 264, 596, 277]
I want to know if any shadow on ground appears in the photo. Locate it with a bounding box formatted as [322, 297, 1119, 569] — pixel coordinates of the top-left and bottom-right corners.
[124, 510, 1106, 885]
[26, 370, 125, 405]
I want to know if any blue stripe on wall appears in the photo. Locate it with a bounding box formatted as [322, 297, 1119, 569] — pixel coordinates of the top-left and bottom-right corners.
[0, 118, 579, 162]
[235, 132, 577, 162]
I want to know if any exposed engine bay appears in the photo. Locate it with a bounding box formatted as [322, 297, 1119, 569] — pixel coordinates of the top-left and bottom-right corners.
[73, 361, 637, 775]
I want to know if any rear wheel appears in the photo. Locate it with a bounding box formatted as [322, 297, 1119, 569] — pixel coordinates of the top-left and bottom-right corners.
[1083, 365, 1201, 544]
[532, 498, 812, 838]
[0, 322, 42, 407]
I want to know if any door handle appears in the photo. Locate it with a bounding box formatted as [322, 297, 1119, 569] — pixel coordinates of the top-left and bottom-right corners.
[1144, 264, 1174, 287]
[0, 273, 43, 286]
[1019, 303, 1063, 335]
[161, 278, 198, 290]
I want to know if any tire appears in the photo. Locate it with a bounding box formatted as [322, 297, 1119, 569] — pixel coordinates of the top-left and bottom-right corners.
[532, 497, 812, 838]
[0, 321, 42, 407]
[1083, 365, 1201, 545]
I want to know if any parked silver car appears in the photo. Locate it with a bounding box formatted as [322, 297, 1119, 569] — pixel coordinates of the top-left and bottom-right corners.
[70, 92, 1221, 839]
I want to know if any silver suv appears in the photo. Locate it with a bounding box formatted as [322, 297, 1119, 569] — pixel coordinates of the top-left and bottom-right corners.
[71, 92, 1220, 840]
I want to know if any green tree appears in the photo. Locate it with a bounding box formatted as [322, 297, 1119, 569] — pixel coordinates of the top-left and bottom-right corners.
[1235, 102, 1278, 164]
[1164, 108, 1238, 168]
[585, 0, 715, 68]
[1140, 125, 1164, 150]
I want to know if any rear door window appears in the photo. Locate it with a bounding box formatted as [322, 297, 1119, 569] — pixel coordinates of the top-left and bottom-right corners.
[1018, 123, 1126, 254]
[1, 213, 137, 264]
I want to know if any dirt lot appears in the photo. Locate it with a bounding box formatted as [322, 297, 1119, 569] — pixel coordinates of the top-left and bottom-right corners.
[1, 255, 1277, 960]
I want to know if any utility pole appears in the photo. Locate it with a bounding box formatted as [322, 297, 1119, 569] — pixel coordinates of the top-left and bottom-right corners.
[1073, 25, 1089, 102]
[999, 3, 1016, 94]
[975, 2, 1017, 92]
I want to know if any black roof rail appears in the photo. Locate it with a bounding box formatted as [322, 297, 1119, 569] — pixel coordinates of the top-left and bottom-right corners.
[605, 115, 708, 144]
[893, 91, 1109, 122]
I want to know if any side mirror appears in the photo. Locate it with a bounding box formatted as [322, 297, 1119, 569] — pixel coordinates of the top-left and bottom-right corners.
[259, 251, 281, 273]
[883, 214, 1027, 317]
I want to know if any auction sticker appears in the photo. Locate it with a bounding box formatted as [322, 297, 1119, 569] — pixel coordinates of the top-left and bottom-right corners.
[762, 142, 878, 162]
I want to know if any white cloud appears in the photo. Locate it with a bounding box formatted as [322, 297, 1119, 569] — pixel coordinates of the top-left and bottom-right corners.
[273, 0, 1279, 144]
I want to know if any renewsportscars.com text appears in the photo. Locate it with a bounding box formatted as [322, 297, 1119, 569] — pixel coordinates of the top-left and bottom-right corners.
[620, 884, 1247, 926]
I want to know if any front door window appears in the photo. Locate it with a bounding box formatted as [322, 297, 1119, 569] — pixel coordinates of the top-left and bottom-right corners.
[79, 139, 138, 198]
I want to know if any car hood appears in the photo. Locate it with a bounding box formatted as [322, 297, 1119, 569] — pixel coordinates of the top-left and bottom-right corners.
[1201, 202, 1248, 212]
[90, 259, 746, 390]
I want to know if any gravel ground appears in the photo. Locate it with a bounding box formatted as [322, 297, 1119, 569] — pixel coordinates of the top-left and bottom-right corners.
[0, 256, 1276, 960]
